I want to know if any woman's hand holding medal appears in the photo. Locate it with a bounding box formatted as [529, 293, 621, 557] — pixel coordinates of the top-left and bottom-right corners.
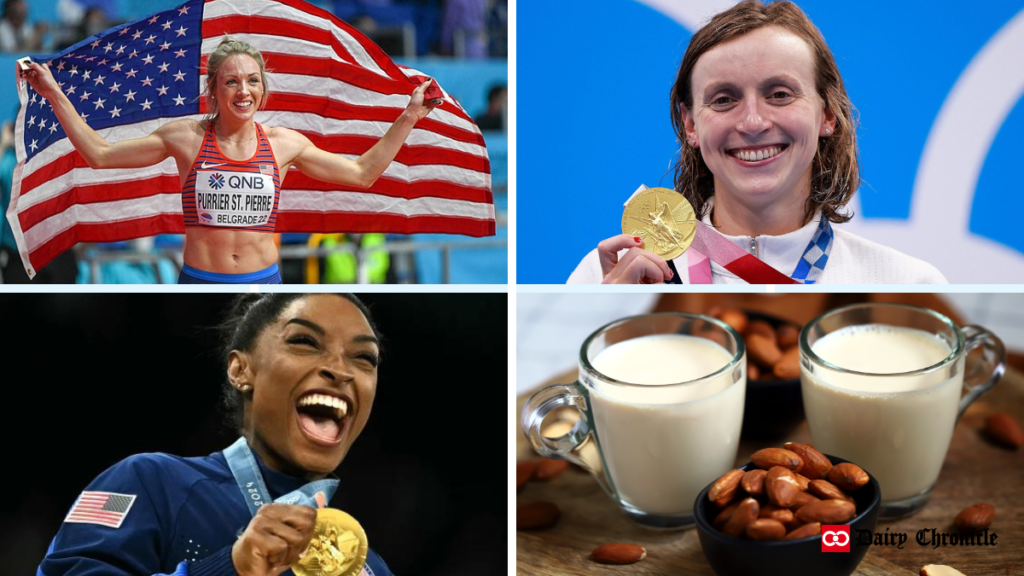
[232, 503, 319, 576]
[232, 487, 368, 576]
[598, 234, 674, 284]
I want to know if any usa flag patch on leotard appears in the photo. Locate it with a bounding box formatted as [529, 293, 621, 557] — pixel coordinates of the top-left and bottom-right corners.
[65, 492, 137, 529]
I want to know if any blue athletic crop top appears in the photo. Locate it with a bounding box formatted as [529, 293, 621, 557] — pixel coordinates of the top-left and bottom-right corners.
[181, 122, 281, 232]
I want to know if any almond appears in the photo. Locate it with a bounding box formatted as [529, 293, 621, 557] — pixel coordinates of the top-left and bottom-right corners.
[784, 442, 832, 480]
[751, 448, 803, 471]
[954, 503, 995, 532]
[516, 501, 560, 530]
[793, 473, 810, 491]
[747, 333, 782, 367]
[808, 479, 854, 504]
[765, 467, 800, 508]
[783, 516, 806, 532]
[713, 500, 742, 530]
[829, 463, 870, 491]
[791, 491, 821, 508]
[718, 309, 748, 333]
[795, 499, 856, 524]
[535, 458, 569, 481]
[920, 565, 967, 576]
[590, 543, 646, 564]
[758, 504, 794, 524]
[986, 413, 1023, 448]
[773, 346, 800, 379]
[708, 469, 745, 508]
[777, 324, 800, 349]
[748, 363, 760, 381]
[745, 320, 777, 345]
[516, 461, 537, 490]
[783, 522, 821, 540]
[746, 518, 786, 541]
[741, 469, 768, 497]
[721, 497, 759, 538]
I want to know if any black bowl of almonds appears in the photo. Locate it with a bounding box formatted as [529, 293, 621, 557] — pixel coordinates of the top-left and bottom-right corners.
[705, 308, 806, 438]
[693, 444, 880, 576]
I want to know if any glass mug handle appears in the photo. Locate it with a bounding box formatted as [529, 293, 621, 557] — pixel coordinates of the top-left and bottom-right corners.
[957, 325, 1006, 421]
[520, 382, 612, 496]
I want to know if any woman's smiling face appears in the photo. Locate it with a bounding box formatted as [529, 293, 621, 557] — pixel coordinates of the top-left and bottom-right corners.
[212, 53, 265, 123]
[230, 295, 379, 479]
[683, 26, 835, 209]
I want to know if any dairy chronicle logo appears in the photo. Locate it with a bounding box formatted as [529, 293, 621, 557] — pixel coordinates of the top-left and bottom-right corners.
[822, 525, 850, 553]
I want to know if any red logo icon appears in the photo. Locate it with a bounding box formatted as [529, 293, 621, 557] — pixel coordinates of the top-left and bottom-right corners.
[822, 525, 850, 552]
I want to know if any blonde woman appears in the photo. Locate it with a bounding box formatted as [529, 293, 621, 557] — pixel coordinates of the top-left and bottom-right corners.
[20, 37, 437, 284]
[569, 0, 946, 285]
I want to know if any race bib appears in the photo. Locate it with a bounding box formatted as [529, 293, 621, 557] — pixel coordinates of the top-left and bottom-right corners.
[194, 170, 275, 227]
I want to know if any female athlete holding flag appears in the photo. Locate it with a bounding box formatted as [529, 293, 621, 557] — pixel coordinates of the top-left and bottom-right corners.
[21, 38, 438, 284]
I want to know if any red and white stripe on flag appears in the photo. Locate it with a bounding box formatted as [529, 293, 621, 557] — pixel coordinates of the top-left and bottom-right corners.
[8, 0, 494, 278]
[65, 491, 137, 529]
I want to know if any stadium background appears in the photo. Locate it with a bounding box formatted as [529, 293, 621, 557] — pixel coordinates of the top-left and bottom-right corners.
[0, 293, 506, 576]
[518, 0, 1024, 284]
[0, 0, 507, 284]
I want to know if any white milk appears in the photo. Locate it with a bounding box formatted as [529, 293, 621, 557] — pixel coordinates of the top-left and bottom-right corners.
[587, 334, 745, 515]
[802, 325, 962, 502]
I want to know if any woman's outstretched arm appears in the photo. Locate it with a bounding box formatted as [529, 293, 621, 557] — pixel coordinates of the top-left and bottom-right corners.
[19, 61, 186, 169]
[280, 80, 438, 188]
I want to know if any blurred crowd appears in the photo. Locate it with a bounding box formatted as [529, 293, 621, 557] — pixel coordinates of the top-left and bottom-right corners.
[1, 0, 507, 57]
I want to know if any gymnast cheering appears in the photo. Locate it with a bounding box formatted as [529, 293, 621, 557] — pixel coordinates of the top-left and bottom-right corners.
[38, 293, 394, 576]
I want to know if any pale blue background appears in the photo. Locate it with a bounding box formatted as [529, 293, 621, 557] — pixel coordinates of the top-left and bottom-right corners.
[518, 0, 1024, 283]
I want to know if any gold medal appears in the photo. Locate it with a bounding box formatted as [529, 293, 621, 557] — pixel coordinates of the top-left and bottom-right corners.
[621, 187, 696, 260]
[293, 508, 369, 576]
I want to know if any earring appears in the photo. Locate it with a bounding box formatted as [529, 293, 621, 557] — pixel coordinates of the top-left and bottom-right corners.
[237, 383, 252, 393]
[825, 129, 831, 136]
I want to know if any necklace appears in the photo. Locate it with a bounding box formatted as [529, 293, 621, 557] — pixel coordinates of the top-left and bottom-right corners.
[211, 120, 256, 145]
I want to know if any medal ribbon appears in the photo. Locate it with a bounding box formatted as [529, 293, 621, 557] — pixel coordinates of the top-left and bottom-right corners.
[624, 185, 833, 285]
[685, 216, 833, 284]
[223, 437, 340, 516]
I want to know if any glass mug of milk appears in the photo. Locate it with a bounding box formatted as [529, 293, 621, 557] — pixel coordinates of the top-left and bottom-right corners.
[520, 313, 746, 530]
[800, 303, 1004, 520]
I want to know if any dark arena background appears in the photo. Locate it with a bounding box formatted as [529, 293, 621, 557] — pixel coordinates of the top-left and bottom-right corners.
[0, 293, 506, 576]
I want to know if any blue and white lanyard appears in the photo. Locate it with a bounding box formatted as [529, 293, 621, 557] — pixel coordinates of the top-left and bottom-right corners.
[223, 437, 339, 516]
[790, 216, 834, 284]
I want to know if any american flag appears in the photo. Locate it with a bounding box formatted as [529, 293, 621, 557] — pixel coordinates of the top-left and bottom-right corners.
[8, 0, 494, 278]
[65, 491, 137, 529]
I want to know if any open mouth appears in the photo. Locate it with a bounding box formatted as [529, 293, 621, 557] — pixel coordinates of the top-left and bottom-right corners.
[233, 101, 253, 111]
[295, 391, 351, 446]
[728, 143, 789, 165]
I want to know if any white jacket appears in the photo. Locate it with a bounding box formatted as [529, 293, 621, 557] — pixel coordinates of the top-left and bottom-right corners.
[568, 212, 948, 284]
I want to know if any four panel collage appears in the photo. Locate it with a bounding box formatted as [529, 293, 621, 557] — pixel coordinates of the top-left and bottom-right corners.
[2, 1, 1022, 576]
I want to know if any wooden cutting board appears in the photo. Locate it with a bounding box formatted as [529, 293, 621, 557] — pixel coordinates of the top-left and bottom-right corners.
[515, 367, 1024, 576]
